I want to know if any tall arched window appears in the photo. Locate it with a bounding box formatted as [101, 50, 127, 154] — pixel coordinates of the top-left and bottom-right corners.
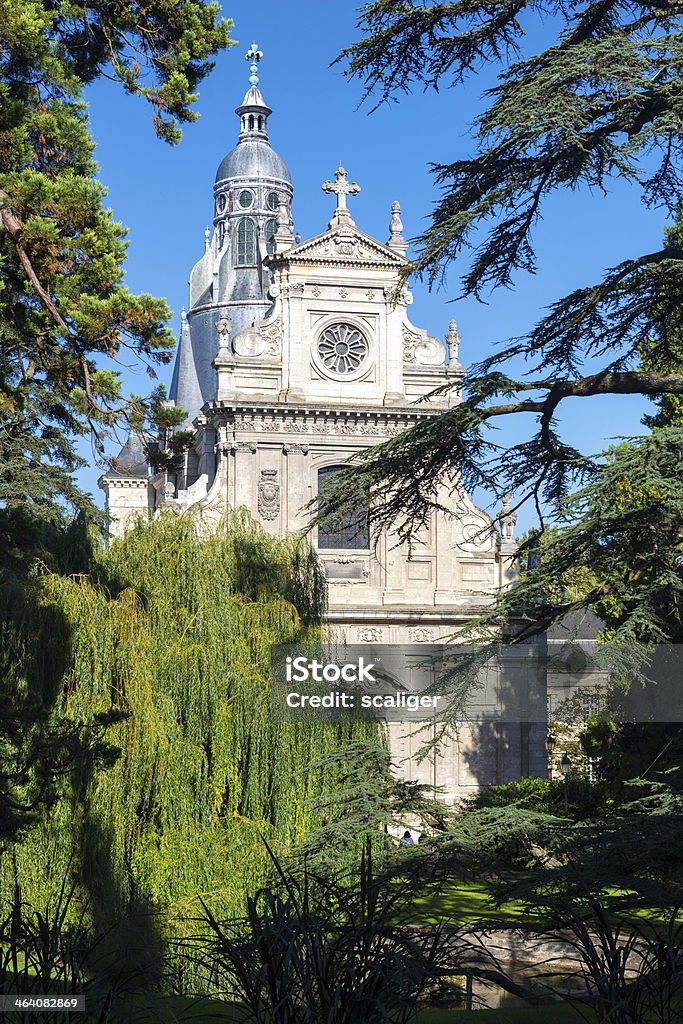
[317, 465, 370, 550]
[264, 218, 277, 255]
[235, 218, 256, 266]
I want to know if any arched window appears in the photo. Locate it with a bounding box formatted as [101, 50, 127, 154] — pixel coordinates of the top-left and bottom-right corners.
[235, 218, 256, 266]
[248, 114, 255, 130]
[264, 218, 277, 255]
[317, 465, 370, 550]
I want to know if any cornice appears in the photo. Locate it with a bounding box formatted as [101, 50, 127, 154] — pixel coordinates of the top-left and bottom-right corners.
[98, 475, 149, 489]
[325, 606, 494, 625]
[206, 399, 442, 420]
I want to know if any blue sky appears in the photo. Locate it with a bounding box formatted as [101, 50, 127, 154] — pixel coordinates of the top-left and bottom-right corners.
[79, 0, 666, 533]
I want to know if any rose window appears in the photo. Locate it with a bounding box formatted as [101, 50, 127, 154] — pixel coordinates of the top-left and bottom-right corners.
[318, 323, 368, 374]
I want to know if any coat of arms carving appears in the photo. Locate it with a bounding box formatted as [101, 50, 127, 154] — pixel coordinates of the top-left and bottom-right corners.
[258, 468, 280, 520]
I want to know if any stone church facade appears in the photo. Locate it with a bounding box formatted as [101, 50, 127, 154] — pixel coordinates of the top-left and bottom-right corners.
[100, 48, 547, 802]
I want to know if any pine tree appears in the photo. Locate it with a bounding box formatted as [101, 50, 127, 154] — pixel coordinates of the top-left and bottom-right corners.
[0, 0, 232, 545]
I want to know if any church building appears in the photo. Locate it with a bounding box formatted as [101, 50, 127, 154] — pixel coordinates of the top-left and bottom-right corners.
[100, 47, 547, 802]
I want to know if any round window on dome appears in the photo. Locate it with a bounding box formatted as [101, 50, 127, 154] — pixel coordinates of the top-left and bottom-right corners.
[238, 190, 254, 209]
[266, 191, 279, 212]
[318, 323, 369, 375]
[216, 194, 227, 215]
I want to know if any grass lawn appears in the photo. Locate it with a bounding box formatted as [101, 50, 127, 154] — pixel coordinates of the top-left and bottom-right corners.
[409, 878, 530, 926]
[408, 876, 677, 927]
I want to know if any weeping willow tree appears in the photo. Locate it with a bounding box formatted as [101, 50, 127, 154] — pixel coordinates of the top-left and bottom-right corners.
[0, 511, 377, 984]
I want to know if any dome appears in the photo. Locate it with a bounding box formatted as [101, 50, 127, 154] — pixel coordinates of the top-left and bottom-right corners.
[215, 139, 291, 185]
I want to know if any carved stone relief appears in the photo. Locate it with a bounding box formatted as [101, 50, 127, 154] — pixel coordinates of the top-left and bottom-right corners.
[258, 468, 280, 520]
[402, 324, 446, 366]
[458, 515, 496, 552]
[261, 317, 283, 357]
[334, 237, 357, 257]
[386, 286, 414, 306]
[282, 283, 304, 296]
[232, 317, 282, 359]
[233, 328, 266, 357]
[359, 627, 382, 642]
[409, 627, 434, 643]
[227, 412, 411, 438]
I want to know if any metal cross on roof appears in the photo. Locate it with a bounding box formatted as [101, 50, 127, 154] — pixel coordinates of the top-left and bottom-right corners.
[322, 166, 361, 224]
[246, 43, 263, 87]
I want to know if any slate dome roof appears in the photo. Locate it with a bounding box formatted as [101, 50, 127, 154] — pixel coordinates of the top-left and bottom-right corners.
[215, 140, 291, 184]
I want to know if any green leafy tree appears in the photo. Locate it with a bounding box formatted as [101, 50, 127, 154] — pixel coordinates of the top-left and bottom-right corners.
[0, 513, 125, 845]
[0, 0, 232, 543]
[1, 513, 379, 989]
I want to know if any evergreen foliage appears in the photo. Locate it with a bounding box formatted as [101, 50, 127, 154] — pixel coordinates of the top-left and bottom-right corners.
[290, 740, 452, 870]
[447, 779, 683, 909]
[0, 0, 232, 544]
[463, 776, 605, 819]
[0, 513, 376, 986]
[327, 1, 683, 550]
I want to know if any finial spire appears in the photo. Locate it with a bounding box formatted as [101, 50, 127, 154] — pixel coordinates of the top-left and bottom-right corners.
[499, 492, 517, 542]
[446, 319, 462, 366]
[236, 43, 271, 141]
[272, 194, 295, 254]
[246, 42, 263, 87]
[387, 200, 409, 255]
[322, 166, 361, 228]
